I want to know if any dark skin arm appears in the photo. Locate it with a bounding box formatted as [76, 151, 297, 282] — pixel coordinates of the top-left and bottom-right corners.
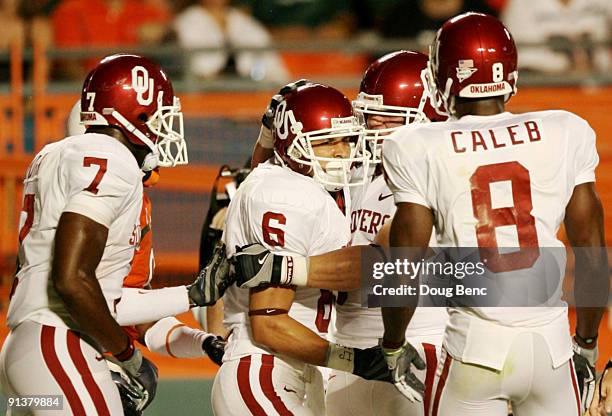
[382, 202, 433, 348]
[564, 182, 609, 348]
[52, 212, 131, 355]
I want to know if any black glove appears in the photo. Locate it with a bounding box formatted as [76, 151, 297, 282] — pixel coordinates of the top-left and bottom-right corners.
[352, 346, 393, 381]
[203, 335, 226, 366]
[188, 242, 234, 306]
[262, 79, 312, 129]
[572, 339, 597, 412]
[108, 356, 158, 416]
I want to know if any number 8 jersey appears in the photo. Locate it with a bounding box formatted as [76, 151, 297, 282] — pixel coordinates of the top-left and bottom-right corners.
[382, 110, 598, 369]
[8, 133, 143, 330]
[222, 162, 351, 361]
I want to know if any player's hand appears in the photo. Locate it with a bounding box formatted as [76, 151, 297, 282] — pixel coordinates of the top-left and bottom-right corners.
[586, 360, 612, 416]
[203, 335, 225, 366]
[352, 346, 393, 381]
[188, 242, 233, 306]
[108, 345, 143, 378]
[381, 340, 426, 403]
[233, 243, 308, 288]
[572, 338, 598, 413]
[107, 356, 158, 416]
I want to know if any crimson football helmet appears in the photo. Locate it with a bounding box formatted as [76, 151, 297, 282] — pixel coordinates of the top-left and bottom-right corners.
[353, 50, 441, 164]
[427, 12, 518, 117]
[81, 54, 187, 169]
[273, 83, 369, 190]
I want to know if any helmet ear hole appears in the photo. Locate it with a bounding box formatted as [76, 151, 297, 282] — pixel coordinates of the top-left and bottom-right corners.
[137, 113, 148, 122]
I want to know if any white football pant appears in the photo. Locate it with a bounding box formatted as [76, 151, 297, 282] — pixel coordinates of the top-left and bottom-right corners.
[0, 320, 122, 416]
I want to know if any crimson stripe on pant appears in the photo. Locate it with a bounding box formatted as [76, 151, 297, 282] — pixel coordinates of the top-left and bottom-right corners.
[431, 352, 452, 416]
[66, 330, 110, 416]
[568, 359, 582, 416]
[238, 356, 267, 416]
[260, 355, 293, 416]
[422, 343, 438, 416]
[40, 325, 86, 415]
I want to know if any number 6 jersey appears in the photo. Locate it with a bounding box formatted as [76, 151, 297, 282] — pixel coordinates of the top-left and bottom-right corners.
[222, 162, 351, 361]
[8, 133, 143, 330]
[382, 110, 598, 370]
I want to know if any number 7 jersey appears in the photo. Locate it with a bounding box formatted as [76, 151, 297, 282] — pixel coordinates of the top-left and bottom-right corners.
[8, 133, 143, 330]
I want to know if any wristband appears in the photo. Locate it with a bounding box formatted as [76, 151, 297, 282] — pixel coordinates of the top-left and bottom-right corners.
[279, 255, 309, 287]
[325, 343, 355, 373]
[256, 126, 275, 149]
[572, 337, 599, 367]
[114, 340, 135, 362]
[575, 332, 598, 346]
[381, 338, 405, 350]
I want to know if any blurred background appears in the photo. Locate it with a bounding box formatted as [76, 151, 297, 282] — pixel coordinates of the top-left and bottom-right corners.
[0, 0, 611, 414]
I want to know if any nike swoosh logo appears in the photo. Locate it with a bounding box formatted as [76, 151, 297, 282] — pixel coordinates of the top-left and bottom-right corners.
[283, 386, 297, 394]
[378, 193, 393, 201]
[266, 309, 276, 314]
[258, 254, 268, 265]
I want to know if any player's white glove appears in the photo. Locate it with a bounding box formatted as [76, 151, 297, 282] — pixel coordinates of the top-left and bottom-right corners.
[381, 340, 426, 402]
[188, 242, 233, 306]
[232, 243, 309, 288]
[572, 337, 598, 413]
[107, 357, 158, 416]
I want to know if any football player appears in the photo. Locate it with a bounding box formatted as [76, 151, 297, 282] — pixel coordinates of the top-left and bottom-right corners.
[380, 12, 609, 415]
[211, 82, 419, 415]
[67, 100, 226, 414]
[0, 54, 194, 415]
[219, 15, 609, 413]
[325, 50, 449, 416]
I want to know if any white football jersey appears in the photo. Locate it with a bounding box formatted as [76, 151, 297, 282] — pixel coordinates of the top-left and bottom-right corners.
[222, 162, 351, 360]
[383, 110, 598, 369]
[7, 133, 143, 330]
[334, 172, 447, 349]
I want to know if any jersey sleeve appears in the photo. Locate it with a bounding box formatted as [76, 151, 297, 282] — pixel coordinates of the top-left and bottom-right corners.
[62, 150, 142, 228]
[573, 119, 598, 186]
[382, 128, 431, 208]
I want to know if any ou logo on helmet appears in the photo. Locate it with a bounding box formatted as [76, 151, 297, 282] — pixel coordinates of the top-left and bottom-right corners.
[132, 66, 154, 106]
[274, 100, 303, 140]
